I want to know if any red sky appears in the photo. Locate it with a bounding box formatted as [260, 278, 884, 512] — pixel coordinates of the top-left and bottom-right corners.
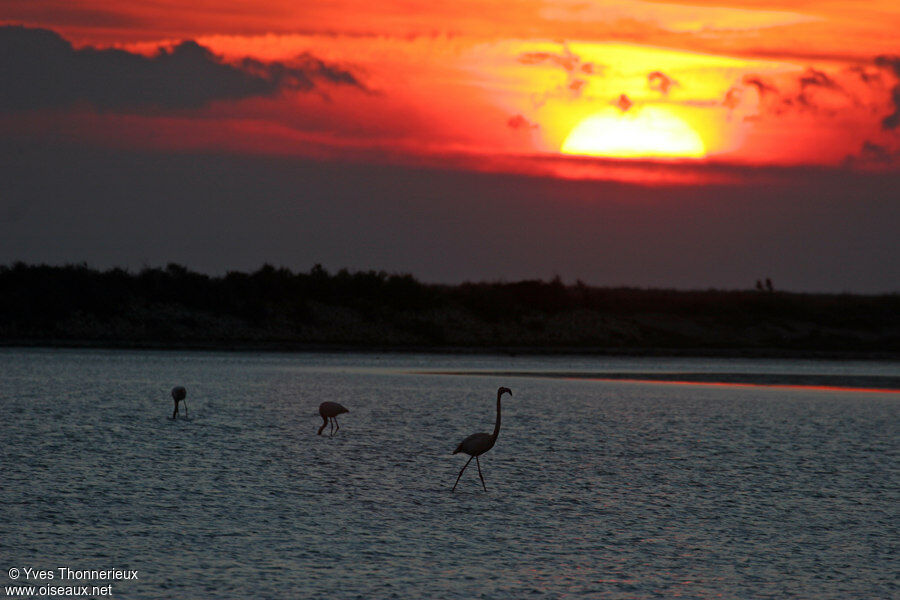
[4, 0, 900, 175]
[1, 2, 898, 290]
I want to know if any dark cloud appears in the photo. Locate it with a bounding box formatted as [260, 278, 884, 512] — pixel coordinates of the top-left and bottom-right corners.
[859, 141, 896, 163]
[507, 114, 538, 130]
[743, 76, 778, 97]
[615, 94, 633, 112]
[568, 79, 587, 94]
[874, 55, 900, 76]
[796, 67, 844, 108]
[648, 71, 677, 95]
[518, 43, 603, 103]
[722, 77, 771, 113]
[760, 62, 900, 120]
[0, 25, 363, 112]
[875, 55, 900, 129]
[519, 51, 562, 67]
[518, 47, 578, 72]
[519, 43, 606, 97]
[723, 86, 741, 110]
[517, 44, 603, 77]
[847, 65, 882, 85]
[843, 140, 900, 169]
[729, 70, 856, 116]
[881, 89, 900, 129]
[799, 68, 838, 91]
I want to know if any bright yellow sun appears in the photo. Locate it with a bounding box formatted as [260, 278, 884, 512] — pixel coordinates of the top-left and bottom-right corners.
[561, 107, 706, 159]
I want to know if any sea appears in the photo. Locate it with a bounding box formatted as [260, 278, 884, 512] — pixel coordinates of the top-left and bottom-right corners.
[1, 348, 897, 599]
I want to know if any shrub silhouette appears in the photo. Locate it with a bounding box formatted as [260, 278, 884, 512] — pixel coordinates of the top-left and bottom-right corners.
[0, 262, 896, 353]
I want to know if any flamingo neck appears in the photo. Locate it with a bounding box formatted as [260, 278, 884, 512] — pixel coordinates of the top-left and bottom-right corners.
[491, 391, 502, 442]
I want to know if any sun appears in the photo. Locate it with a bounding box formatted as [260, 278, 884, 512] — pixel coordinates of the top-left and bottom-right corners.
[561, 106, 706, 159]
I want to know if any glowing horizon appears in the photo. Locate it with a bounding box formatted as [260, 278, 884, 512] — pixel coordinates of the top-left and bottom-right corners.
[561, 107, 707, 159]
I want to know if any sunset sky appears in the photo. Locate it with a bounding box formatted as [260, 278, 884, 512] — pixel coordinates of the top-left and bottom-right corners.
[2, 1, 898, 291]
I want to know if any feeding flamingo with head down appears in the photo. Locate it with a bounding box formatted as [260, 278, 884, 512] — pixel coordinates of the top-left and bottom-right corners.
[171, 386, 187, 419]
[318, 401, 349, 437]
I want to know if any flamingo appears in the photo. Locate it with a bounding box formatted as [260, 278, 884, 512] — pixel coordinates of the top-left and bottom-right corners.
[171, 386, 187, 419]
[451, 386, 512, 492]
[318, 401, 349, 437]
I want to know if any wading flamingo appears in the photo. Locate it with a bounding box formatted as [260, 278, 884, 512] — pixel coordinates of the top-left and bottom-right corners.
[451, 386, 512, 492]
[318, 401, 349, 437]
[171, 386, 187, 419]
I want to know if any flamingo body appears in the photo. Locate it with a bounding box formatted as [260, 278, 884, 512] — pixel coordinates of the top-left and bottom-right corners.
[453, 432, 495, 457]
[451, 387, 512, 491]
[171, 386, 187, 419]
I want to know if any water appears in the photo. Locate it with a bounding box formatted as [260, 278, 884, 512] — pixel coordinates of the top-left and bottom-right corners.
[1, 348, 897, 599]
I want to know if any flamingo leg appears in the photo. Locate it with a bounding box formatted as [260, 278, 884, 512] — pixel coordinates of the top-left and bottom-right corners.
[476, 456, 487, 492]
[452, 456, 474, 491]
[334, 416, 340, 432]
[329, 417, 335, 437]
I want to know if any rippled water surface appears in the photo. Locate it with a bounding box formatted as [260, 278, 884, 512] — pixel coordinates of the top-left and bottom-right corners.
[2, 349, 898, 599]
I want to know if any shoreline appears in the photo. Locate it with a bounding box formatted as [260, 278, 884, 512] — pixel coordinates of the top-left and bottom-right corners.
[2, 339, 898, 361]
[416, 369, 900, 392]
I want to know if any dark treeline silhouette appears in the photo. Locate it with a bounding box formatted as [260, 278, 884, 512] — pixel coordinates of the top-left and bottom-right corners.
[1, 262, 898, 356]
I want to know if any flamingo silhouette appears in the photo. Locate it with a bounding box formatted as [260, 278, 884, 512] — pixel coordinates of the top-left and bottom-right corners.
[451, 386, 512, 492]
[318, 401, 349, 437]
[171, 386, 187, 419]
